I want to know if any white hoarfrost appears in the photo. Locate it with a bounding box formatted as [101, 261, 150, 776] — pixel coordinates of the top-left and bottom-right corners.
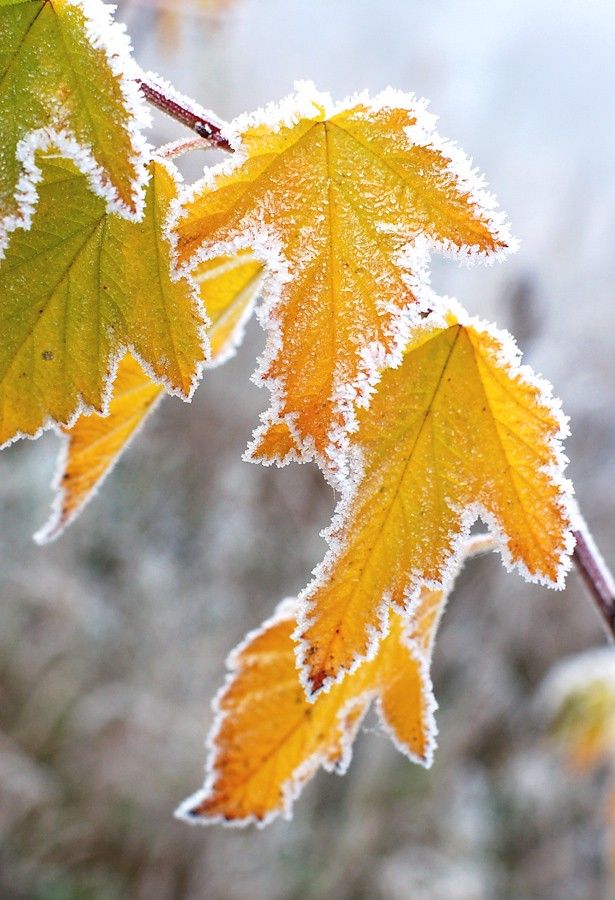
[173, 596, 358, 830]
[292, 299, 576, 700]
[178, 574, 443, 829]
[0, 0, 152, 258]
[35, 241, 263, 545]
[140, 69, 226, 135]
[170, 80, 516, 481]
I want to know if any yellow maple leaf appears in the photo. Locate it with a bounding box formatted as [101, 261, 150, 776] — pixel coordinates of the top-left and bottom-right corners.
[295, 303, 574, 697]
[0, 0, 149, 252]
[247, 419, 303, 466]
[173, 83, 512, 474]
[36, 252, 263, 542]
[0, 153, 207, 447]
[177, 584, 447, 827]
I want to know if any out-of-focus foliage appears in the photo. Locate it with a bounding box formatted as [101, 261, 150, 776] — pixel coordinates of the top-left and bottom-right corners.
[545, 650, 615, 772]
[544, 650, 615, 882]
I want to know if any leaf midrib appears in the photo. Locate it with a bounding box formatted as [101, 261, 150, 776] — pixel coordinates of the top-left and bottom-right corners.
[307, 326, 462, 678]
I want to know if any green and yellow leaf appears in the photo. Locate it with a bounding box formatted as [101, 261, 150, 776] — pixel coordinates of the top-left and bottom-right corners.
[36, 251, 263, 541]
[0, 0, 149, 250]
[0, 153, 207, 447]
[174, 83, 512, 474]
[296, 304, 573, 697]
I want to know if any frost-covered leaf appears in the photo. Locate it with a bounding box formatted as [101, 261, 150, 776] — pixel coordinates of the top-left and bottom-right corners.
[0, 0, 150, 252]
[0, 153, 206, 447]
[296, 303, 574, 697]
[174, 83, 512, 475]
[36, 252, 263, 541]
[178, 584, 446, 827]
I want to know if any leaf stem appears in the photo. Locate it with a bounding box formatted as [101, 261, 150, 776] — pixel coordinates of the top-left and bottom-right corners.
[573, 521, 615, 642]
[156, 136, 213, 159]
[137, 77, 233, 152]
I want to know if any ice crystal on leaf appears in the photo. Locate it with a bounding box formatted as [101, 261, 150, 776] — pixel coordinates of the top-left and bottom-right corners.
[295, 303, 574, 698]
[173, 83, 513, 477]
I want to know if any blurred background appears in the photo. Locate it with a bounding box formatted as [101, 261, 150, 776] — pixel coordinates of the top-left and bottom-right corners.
[2, 0, 615, 896]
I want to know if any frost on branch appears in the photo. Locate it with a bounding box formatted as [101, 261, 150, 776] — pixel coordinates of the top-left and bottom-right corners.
[177, 583, 449, 828]
[0, 153, 206, 448]
[294, 301, 575, 698]
[172, 82, 515, 479]
[0, 0, 151, 256]
[37, 253, 264, 542]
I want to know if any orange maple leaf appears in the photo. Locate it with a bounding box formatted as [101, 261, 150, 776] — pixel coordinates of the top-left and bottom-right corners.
[178, 583, 448, 827]
[174, 83, 512, 476]
[295, 303, 574, 697]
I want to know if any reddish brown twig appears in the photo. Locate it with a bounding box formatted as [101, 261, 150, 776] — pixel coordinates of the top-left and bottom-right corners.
[573, 523, 615, 642]
[137, 77, 233, 152]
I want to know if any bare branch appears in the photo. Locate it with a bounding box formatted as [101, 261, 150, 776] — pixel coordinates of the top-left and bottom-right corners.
[137, 77, 233, 153]
[573, 521, 615, 642]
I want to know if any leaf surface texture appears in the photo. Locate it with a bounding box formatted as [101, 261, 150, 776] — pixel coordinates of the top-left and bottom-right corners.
[37, 252, 263, 539]
[296, 308, 573, 696]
